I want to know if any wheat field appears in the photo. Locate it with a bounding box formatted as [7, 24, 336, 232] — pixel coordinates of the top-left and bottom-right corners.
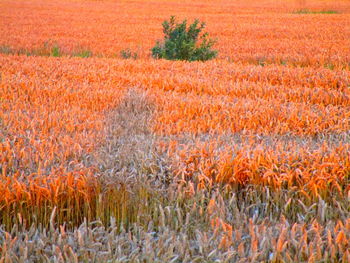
[0, 0, 350, 262]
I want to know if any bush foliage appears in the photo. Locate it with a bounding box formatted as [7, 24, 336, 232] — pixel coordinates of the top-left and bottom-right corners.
[120, 48, 138, 59]
[151, 16, 217, 62]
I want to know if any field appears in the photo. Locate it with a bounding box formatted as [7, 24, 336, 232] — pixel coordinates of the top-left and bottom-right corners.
[1, 0, 350, 262]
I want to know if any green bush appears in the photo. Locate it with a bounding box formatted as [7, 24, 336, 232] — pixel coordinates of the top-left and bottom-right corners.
[120, 48, 138, 59]
[151, 16, 217, 62]
[50, 45, 62, 57]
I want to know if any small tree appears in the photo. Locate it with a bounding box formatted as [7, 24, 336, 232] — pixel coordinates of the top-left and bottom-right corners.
[151, 16, 217, 62]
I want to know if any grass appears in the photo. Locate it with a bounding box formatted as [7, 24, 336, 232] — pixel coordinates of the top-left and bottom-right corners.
[120, 48, 138, 59]
[73, 48, 93, 58]
[0, 45, 12, 54]
[50, 45, 62, 57]
[293, 9, 340, 14]
[0, 43, 92, 58]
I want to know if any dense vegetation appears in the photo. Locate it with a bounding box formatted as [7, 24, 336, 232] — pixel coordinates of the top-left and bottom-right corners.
[151, 16, 217, 61]
[0, 0, 349, 261]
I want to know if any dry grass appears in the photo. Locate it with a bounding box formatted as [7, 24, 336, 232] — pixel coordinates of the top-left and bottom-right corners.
[1, 0, 350, 261]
